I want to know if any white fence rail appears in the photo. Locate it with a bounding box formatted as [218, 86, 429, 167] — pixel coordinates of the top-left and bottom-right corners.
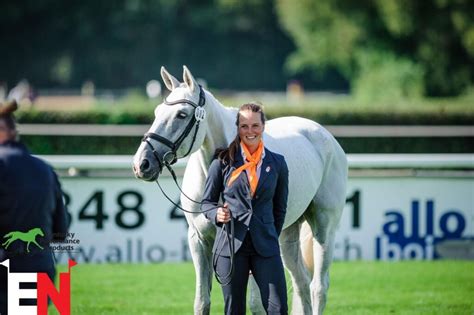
[41, 154, 474, 172]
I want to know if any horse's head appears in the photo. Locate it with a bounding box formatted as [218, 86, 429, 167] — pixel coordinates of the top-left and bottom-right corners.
[32, 228, 44, 237]
[133, 66, 209, 181]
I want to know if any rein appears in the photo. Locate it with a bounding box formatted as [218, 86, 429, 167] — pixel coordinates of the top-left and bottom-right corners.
[144, 87, 235, 285]
[155, 163, 235, 286]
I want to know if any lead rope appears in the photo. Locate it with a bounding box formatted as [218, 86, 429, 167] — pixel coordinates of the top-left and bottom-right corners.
[155, 163, 235, 285]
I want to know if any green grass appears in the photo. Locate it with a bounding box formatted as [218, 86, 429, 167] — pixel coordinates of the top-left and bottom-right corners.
[48, 261, 474, 315]
[324, 261, 473, 315]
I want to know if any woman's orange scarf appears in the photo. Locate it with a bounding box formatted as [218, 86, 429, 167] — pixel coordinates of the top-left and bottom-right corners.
[227, 140, 264, 197]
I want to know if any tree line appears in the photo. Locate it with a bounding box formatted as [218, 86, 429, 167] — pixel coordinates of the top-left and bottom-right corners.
[1, 0, 472, 97]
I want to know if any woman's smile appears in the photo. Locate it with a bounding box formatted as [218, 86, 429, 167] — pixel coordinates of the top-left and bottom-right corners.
[238, 110, 264, 152]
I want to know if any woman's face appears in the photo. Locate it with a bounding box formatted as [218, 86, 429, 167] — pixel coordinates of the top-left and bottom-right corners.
[0, 119, 15, 144]
[238, 110, 264, 150]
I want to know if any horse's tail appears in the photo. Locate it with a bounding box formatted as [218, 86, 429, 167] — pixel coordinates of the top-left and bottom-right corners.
[300, 221, 314, 276]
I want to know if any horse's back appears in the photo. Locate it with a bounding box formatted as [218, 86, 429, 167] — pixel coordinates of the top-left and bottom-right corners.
[264, 116, 347, 227]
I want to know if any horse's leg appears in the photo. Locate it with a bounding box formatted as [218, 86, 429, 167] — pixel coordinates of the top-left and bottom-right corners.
[33, 240, 43, 250]
[280, 219, 312, 314]
[179, 156, 216, 314]
[3, 236, 15, 248]
[188, 215, 215, 315]
[26, 241, 31, 252]
[304, 201, 343, 315]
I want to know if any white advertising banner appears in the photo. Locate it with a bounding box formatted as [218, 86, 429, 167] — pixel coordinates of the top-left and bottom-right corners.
[55, 177, 190, 264]
[48, 155, 473, 263]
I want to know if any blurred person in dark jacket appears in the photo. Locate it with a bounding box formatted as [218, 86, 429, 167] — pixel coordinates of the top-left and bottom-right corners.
[0, 100, 69, 314]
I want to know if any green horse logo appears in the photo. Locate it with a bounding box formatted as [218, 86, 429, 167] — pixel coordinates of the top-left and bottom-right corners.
[2, 228, 45, 252]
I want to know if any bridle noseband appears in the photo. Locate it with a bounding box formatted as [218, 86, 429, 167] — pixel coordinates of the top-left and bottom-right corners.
[142, 85, 206, 171]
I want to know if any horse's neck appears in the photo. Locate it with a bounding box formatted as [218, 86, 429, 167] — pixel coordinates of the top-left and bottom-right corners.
[198, 91, 236, 164]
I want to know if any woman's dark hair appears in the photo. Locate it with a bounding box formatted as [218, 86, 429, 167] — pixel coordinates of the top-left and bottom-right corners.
[216, 103, 265, 164]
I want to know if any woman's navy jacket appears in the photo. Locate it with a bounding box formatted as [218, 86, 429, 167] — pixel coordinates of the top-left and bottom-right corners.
[0, 141, 69, 273]
[201, 147, 289, 258]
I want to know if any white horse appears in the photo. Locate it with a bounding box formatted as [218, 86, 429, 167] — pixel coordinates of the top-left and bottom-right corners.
[132, 66, 348, 315]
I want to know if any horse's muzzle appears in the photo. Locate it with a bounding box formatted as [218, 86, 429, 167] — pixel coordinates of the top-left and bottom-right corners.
[132, 158, 161, 182]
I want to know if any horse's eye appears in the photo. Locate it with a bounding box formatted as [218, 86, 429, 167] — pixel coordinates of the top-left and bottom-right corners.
[177, 112, 188, 119]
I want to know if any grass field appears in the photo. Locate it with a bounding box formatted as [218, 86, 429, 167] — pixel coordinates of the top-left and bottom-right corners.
[49, 260, 474, 315]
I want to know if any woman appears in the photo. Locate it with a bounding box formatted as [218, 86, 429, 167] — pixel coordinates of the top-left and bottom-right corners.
[201, 103, 289, 314]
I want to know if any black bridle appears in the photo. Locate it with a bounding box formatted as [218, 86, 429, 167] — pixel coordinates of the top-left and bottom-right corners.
[142, 85, 235, 285]
[142, 85, 207, 170]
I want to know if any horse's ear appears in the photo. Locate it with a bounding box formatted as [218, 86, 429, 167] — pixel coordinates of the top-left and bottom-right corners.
[161, 66, 180, 91]
[183, 65, 197, 93]
[0, 100, 18, 115]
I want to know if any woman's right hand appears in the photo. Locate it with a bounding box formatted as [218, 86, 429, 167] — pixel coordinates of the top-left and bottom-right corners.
[216, 203, 231, 223]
